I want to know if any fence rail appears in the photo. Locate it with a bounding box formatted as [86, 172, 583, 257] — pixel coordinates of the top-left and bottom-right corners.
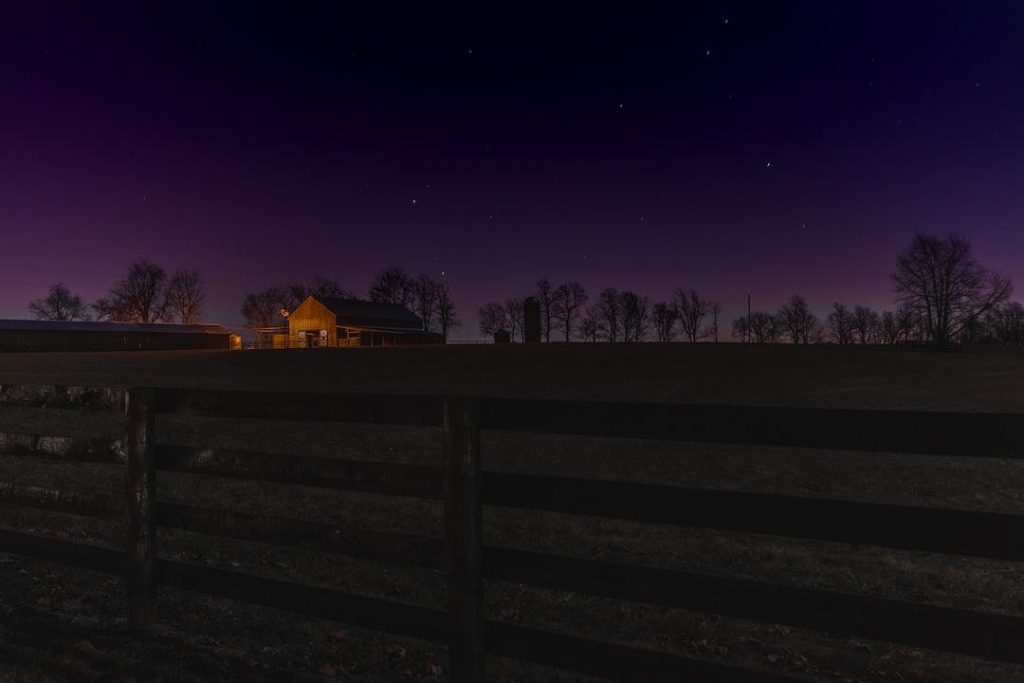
[2, 385, 1024, 681]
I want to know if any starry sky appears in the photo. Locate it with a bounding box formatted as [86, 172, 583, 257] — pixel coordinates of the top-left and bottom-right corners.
[2, 2, 1023, 338]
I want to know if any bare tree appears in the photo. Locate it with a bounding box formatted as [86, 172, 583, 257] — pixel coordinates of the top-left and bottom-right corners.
[535, 277, 556, 342]
[651, 302, 678, 342]
[893, 233, 1013, 346]
[242, 287, 288, 347]
[851, 305, 880, 343]
[775, 294, 821, 344]
[675, 289, 711, 342]
[505, 298, 526, 342]
[826, 302, 854, 344]
[94, 259, 169, 323]
[434, 281, 459, 341]
[731, 315, 749, 343]
[732, 312, 776, 344]
[879, 311, 899, 344]
[708, 302, 722, 342]
[580, 307, 601, 342]
[369, 265, 414, 306]
[29, 283, 89, 321]
[166, 269, 205, 324]
[594, 288, 621, 342]
[552, 281, 588, 341]
[284, 275, 351, 311]
[411, 274, 439, 331]
[984, 302, 1024, 346]
[619, 291, 650, 342]
[478, 302, 508, 338]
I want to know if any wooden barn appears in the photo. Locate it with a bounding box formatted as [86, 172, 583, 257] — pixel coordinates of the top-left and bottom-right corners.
[0, 320, 237, 352]
[257, 296, 443, 348]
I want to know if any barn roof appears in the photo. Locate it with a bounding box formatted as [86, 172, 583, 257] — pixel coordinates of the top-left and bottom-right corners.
[0, 320, 233, 335]
[314, 298, 424, 331]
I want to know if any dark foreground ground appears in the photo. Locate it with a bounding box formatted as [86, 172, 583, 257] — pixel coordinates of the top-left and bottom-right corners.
[2, 344, 1024, 682]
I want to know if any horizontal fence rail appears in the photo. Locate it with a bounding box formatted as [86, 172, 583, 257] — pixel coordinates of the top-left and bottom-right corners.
[155, 445, 443, 498]
[153, 387, 1024, 456]
[484, 472, 1024, 561]
[479, 397, 1024, 457]
[156, 501, 446, 570]
[483, 547, 1024, 664]
[3, 385, 1024, 683]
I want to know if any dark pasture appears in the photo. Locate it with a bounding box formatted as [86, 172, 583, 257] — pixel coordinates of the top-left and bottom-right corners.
[2, 344, 1024, 682]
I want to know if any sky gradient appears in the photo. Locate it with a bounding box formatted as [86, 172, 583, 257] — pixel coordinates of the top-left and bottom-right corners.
[2, 2, 1023, 338]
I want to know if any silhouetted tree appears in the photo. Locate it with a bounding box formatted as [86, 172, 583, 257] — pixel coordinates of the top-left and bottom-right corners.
[651, 302, 678, 342]
[580, 308, 601, 342]
[732, 311, 777, 344]
[535, 277, 556, 342]
[594, 288, 621, 342]
[478, 302, 507, 338]
[675, 289, 710, 342]
[505, 297, 526, 342]
[166, 269, 205, 324]
[284, 275, 351, 311]
[369, 265, 414, 306]
[851, 305, 880, 343]
[708, 302, 722, 342]
[619, 291, 650, 342]
[552, 281, 588, 341]
[94, 259, 169, 323]
[435, 281, 460, 341]
[880, 310, 899, 344]
[983, 302, 1024, 346]
[411, 274, 439, 331]
[241, 287, 287, 338]
[893, 233, 1013, 346]
[775, 294, 821, 344]
[29, 283, 89, 321]
[827, 303, 854, 344]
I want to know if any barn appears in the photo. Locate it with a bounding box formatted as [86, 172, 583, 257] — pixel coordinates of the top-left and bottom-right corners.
[257, 296, 443, 348]
[0, 320, 237, 352]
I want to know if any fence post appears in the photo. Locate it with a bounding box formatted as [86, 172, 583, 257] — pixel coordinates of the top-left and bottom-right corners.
[125, 387, 157, 631]
[443, 398, 484, 683]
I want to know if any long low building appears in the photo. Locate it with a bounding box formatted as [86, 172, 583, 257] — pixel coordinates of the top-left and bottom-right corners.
[0, 320, 237, 352]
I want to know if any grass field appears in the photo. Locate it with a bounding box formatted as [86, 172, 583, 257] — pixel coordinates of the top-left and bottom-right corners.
[2, 344, 1024, 682]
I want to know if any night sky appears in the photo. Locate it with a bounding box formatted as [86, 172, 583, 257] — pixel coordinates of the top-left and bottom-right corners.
[2, 2, 1023, 337]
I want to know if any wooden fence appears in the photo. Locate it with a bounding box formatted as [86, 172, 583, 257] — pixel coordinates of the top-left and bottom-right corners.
[3, 387, 1024, 682]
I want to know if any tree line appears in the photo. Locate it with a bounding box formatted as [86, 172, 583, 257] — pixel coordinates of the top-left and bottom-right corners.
[26, 233, 1018, 348]
[29, 259, 205, 324]
[479, 233, 1021, 347]
[479, 281, 724, 343]
[240, 265, 460, 340]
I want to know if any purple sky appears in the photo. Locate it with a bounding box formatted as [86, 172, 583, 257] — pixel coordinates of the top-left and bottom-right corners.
[2, 3, 1023, 338]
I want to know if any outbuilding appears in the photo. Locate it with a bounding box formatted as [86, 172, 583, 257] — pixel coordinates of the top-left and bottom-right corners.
[0, 320, 236, 352]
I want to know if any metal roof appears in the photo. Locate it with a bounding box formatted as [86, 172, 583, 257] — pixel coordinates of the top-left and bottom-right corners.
[0, 320, 234, 335]
[315, 298, 424, 330]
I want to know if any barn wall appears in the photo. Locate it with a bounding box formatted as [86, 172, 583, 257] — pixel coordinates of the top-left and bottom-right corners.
[0, 330, 231, 353]
[288, 298, 338, 347]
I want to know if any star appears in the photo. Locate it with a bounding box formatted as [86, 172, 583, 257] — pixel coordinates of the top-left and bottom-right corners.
[765, 161, 774, 168]
[411, 199, 418, 205]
